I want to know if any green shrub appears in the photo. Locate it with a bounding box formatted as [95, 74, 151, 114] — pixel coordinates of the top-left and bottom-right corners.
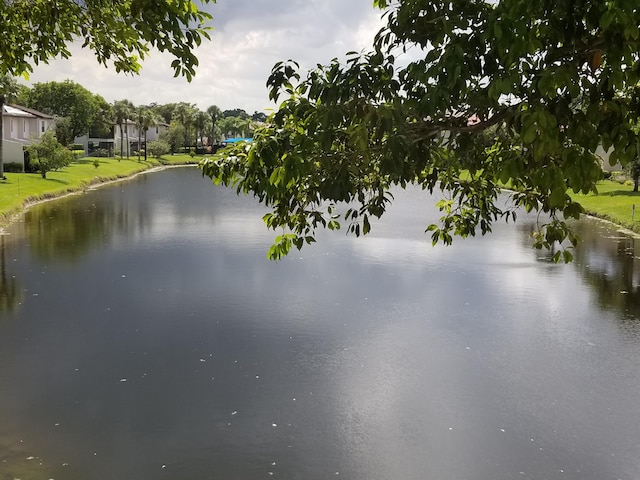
[27, 131, 74, 178]
[3, 163, 23, 173]
[90, 148, 110, 157]
[147, 140, 170, 158]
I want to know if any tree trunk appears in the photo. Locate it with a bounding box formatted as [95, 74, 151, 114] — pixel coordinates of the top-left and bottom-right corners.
[126, 124, 130, 158]
[634, 175, 638, 193]
[0, 97, 5, 179]
[119, 123, 124, 160]
[144, 130, 148, 162]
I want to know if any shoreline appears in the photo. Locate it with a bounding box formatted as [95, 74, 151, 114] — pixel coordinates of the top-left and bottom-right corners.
[582, 213, 640, 239]
[2, 165, 639, 242]
[0, 163, 195, 235]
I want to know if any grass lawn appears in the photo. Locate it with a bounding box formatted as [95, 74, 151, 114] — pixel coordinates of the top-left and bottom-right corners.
[0, 154, 202, 226]
[570, 179, 640, 234]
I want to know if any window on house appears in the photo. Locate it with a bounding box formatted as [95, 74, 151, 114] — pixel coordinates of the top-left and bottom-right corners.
[23, 119, 26, 133]
[41, 121, 45, 133]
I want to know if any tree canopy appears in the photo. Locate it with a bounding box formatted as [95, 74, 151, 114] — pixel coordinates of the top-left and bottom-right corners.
[223, 108, 249, 119]
[25, 80, 111, 143]
[201, 0, 640, 262]
[0, 0, 213, 80]
[26, 131, 73, 178]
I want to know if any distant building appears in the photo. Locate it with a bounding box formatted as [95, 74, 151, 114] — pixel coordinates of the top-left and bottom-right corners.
[1, 104, 55, 168]
[75, 120, 169, 157]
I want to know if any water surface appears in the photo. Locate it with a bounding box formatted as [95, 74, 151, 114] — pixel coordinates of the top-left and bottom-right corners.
[1, 167, 640, 480]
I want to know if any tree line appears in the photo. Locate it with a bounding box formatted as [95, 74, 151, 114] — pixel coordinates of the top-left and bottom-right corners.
[1, 75, 266, 163]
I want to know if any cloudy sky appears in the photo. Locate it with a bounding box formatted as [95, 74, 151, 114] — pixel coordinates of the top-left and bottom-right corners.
[23, 0, 387, 115]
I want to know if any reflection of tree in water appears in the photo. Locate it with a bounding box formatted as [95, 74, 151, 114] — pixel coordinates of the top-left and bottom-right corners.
[0, 235, 22, 311]
[24, 197, 150, 262]
[517, 217, 640, 321]
[570, 219, 640, 320]
[516, 220, 565, 270]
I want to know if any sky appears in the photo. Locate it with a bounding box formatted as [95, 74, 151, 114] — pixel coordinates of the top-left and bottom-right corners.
[23, 0, 387, 115]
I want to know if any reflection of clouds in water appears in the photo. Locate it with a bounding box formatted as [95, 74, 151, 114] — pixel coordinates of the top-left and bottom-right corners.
[328, 318, 483, 480]
[5, 169, 640, 479]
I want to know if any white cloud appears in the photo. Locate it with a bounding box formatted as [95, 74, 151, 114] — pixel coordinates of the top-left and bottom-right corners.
[23, 0, 386, 114]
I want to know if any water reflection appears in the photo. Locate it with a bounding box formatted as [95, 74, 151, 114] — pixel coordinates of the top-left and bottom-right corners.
[571, 219, 640, 321]
[0, 235, 21, 312]
[2, 170, 640, 480]
[23, 192, 153, 262]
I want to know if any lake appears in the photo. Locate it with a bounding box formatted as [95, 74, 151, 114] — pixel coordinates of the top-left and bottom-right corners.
[1, 167, 640, 480]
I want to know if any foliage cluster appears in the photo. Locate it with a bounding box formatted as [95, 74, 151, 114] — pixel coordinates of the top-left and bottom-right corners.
[0, 0, 214, 80]
[24, 80, 112, 143]
[202, 0, 640, 262]
[26, 131, 73, 178]
[147, 140, 171, 158]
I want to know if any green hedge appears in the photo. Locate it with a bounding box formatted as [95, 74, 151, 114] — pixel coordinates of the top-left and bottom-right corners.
[3, 162, 24, 173]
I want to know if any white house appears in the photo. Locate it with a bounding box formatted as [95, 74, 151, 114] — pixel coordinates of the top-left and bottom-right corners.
[1, 104, 55, 167]
[75, 120, 169, 157]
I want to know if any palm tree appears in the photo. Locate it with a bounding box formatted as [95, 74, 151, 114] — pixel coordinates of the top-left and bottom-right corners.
[172, 103, 197, 151]
[0, 75, 20, 179]
[135, 105, 144, 162]
[141, 109, 158, 162]
[113, 99, 133, 160]
[134, 106, 159, 162]
[207, 105, 221, 145]
[194, 110, 210, 149]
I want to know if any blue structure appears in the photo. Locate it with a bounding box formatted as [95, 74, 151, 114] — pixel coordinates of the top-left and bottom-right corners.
[224, 137, 253, 143]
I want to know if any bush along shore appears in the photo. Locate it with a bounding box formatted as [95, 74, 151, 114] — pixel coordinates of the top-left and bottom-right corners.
[0, 155, 200, 229]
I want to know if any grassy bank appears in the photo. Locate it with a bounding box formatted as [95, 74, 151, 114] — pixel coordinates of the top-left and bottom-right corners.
[571, 179, 640, 235]
[0, 154, 200, 227]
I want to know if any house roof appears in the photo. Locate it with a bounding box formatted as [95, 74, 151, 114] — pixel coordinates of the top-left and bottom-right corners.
[3, 104, 54, 119]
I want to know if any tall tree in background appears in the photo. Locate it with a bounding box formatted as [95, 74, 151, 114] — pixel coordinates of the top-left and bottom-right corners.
[113, 99, 133, 159]
[150, 103, 177, 124]
[172, 103, 197, 150]
[141, 109, 159, 161]
[207, 105, 221, 145]
[251, 111, 267, 123]
[0, 75, 20, 179]
[202, 0, 640, 262]
[0, 1, 213, 80]
[25, 80, 104, 142]
[194, 110, 211, 148]
[222, 108, 248, 119]
[89, 95, 113, 138]
[134, 106, 158, 161]
[135, 105, 145, 161]
[160, 122, 186, 154]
